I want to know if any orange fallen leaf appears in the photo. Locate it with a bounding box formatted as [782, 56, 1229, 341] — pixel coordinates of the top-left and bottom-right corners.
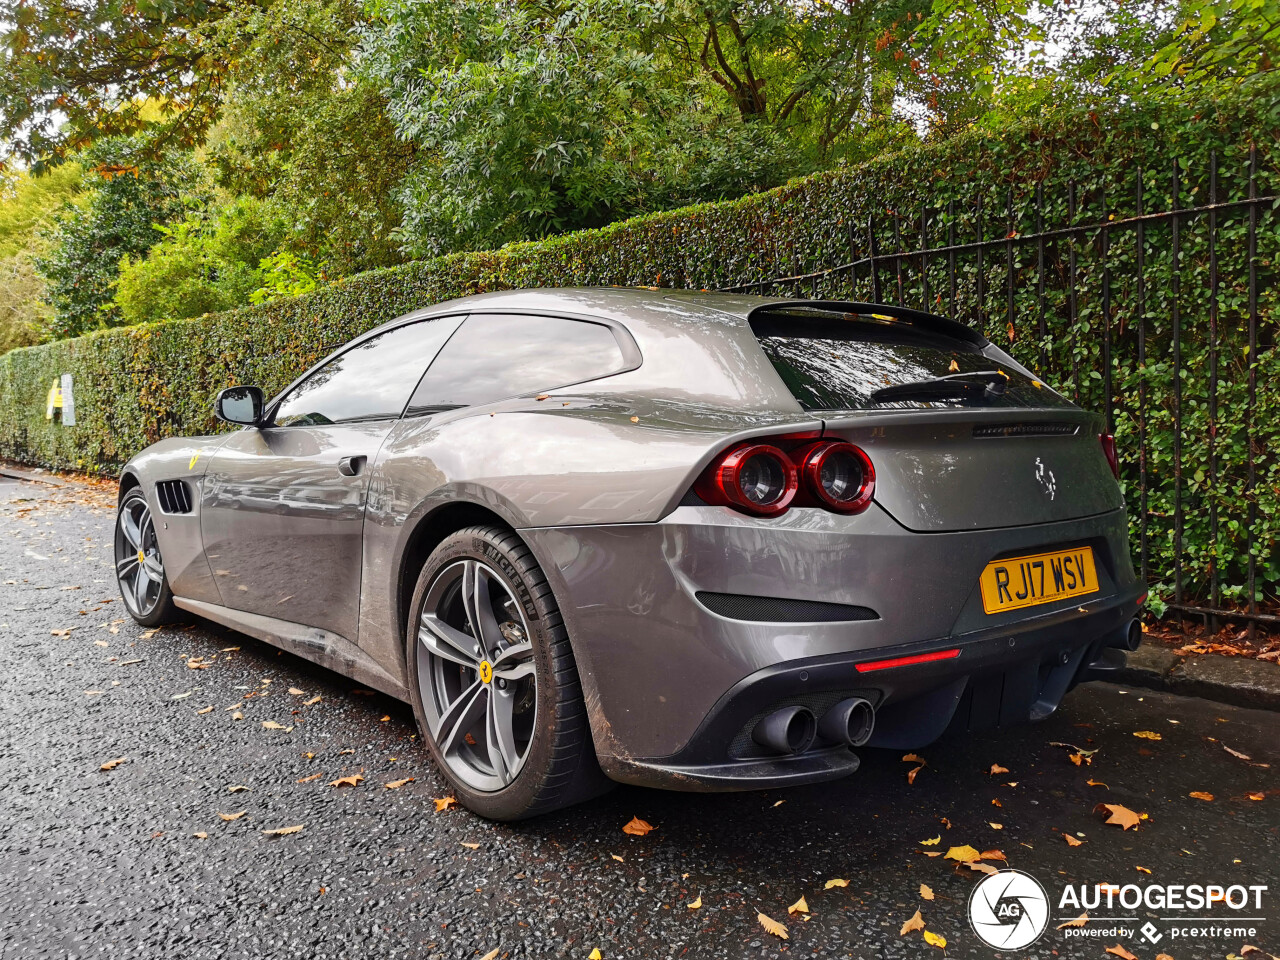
[948, 359, 960, 372]
[303, 695, 321, 706]
[989, 822, 1003, 830]
[989, 763, 1009, 775]
[788, 895, 809, 915]
[920, 836, 941, 846]
[1247, 792, 1265, 801]
[434, 796, 457, 812]
[218, 810, 247, 821]
[329, 774, 364, 788]
[610, 854, 624, 862]
[262, 824, 304, 836]
[1105, 945, 1138, 960]
[99, 757, 127, 771]
[461, 842, 481, 850]
[1223, 744, 1251, 760]
[384, 778, 414, 789]
[757, 912, 788, 939]
[1064, 833, 1085, 847]
[824, 878, 849, 889]
[1087, 779, 1110, 788]
[907, 764, 925, 784]
[945, 845, 981, 863]
[1133, 730, 1162, 740]
[1095, 803, 1143, 830]
[623, 816, 656, 836]
[922, 930, 946, 949]
[902, 753, 926, 764]
[980, 849, 1007, 861]
[1188, 791, 1214, 801]
[991, 798, 1003, 807]
[920, 884, 934, 900]
[964, 861, 1000, 876]
[900, 909, 925, 935]
[688, 896, 702, 910]
[296, 772, 323, 783]
[1057, 913, 1088, 929]
[1136, 866, 1151, 874]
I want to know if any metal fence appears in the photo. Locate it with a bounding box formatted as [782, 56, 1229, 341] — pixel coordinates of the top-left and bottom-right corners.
[720, 146, 1277, 634]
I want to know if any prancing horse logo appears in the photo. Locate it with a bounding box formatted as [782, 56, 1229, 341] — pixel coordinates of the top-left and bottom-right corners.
[1034, 458, 1057, 500]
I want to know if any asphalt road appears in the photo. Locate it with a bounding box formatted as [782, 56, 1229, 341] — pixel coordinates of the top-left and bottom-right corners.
[1, 476, 1277, 960]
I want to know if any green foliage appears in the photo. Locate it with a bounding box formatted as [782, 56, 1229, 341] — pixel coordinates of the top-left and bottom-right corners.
[34, 138, 207, 340]
[0, 79, 1276, 613]
[249, 250, 320, 305]
[0, 164, 83, 259]
[0, 255, 49, 352]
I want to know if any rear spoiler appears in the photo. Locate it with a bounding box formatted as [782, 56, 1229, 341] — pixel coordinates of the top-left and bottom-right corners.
[746, 300, 990, 349]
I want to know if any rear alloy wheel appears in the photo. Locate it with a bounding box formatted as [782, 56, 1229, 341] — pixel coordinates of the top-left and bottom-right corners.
[114, 487, 178, 626]
[406, 525, 610, 819]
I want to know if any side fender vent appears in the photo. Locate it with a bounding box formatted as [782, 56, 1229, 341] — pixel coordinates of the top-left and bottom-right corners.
[155, 479, 194, 515]
[696, 591, 878, 623]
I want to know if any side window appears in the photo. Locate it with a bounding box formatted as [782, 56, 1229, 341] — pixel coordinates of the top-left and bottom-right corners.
[273, 315, 464, 426]
[405, 314, 627, 414]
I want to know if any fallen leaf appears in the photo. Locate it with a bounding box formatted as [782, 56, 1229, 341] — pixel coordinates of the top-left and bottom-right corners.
[231, 711, 243, 720]
[1247, 792, 1264, 801]
[920, 836, 941, 846]
[380, 715, 390, 722]
[989, 822, 1003, 830]
[902, 753, 926, 764]
[922, 930, 946, 949]
[610, 854, 624, 862]
[192, 832, 208, 840]
[171, 691, 192, 701]
[1064, 833, 1084, 847]
[261, 824, 304, 836]
[1186, 790, 1217, 802]
[218, 811, 247, 822]
[824, 878, 848, 889]
[288, 688, 305, 696]
[1057, 913, 1088, 929]
[772, 799, 785, 807]
[1133, 731, 1162, 740]
[196, 705, 214, 715]
[623, 816, 656, 836]
[329, 774, 364, 788]
[989, 763, 1009, 775]
[688, 896, 703, 910]
[434, 796, 457, 812]
[629, 416, 639, 424]
[304, 695, 321, 706]
[227, 785, 250, 793]
[296, 772, 323, 783]
[788, 895, 809, 914]
[461, 842, 481, 850]
[480, 951, 499, 960]
[944, 845, 981, 863]
[964, 861, 1000, 876]
[948, 358, 960, 372]
[920, 884, 934, 901]
[1136, 866, 1151, 874]
[900, 909, 925, 935]
[980, 850, 1007, 861]
[262, 720, 291, 731]
[1095, 803, 1143, 830]
[99, 757, 127, 771]
[588, 950, 602, 960]
[384, 778, 414, 789]
[1105, 946, 1138, 960]
[1087, 779, 1110, 788]
[907, 764, 925, 785]
[991, 798, 1003, 807]
[757, 912, 788, 940]
[1223, 744, 1251, 760]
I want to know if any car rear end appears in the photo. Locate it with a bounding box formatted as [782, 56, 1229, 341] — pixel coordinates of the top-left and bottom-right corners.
[526, 297, 1144, 791]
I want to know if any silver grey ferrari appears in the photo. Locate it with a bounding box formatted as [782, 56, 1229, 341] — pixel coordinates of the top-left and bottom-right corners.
[116, 289, 1145, 819]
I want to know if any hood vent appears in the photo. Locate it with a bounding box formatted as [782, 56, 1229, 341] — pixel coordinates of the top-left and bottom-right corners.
[973, 421, 1080, 439]
[155, 479, 194, 514]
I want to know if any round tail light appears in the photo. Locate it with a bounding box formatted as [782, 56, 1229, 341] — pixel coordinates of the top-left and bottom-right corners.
[801, 442, 875, 513]
[698, 444, 798, 516]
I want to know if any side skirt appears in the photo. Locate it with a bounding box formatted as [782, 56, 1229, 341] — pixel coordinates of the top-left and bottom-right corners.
[173, 597, 410, 702]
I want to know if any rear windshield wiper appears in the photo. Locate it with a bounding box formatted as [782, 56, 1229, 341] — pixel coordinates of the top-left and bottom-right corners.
[870, 370, 1010, 405]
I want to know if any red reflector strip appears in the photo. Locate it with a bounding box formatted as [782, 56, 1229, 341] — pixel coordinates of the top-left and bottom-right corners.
[854, 648, 961, 673]
[1137, 592, 1148, 606]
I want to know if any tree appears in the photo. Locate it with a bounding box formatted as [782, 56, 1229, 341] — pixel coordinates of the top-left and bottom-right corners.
[35, 137, 206, 340]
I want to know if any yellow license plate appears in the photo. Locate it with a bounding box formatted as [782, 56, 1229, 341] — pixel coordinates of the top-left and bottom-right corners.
[979, 547, 1099, 614]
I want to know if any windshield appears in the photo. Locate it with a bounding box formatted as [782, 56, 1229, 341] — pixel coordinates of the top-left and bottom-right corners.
[750, 308, 1073, 412]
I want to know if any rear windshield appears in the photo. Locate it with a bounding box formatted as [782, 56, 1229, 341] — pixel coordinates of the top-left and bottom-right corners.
[750, 309, 1074, 412]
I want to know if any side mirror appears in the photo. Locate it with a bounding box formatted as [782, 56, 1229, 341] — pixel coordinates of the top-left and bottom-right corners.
[215, 386, 265, 426]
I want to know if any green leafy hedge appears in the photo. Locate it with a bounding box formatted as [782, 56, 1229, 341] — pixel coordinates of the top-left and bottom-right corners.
[1, 78, 1277, 610]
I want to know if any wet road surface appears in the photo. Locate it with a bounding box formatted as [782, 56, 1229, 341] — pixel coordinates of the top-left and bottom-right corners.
[0, 477, 1276, 959]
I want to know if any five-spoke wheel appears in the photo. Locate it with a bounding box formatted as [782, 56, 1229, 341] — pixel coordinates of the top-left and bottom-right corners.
[417, 558, 538, 792]
[115, 488, 176, 625]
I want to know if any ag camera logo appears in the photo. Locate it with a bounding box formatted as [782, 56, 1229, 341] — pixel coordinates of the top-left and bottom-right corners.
[968, 869, 1050, 950]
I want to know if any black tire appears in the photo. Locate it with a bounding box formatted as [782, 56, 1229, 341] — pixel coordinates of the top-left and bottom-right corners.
[406, 525, 612, 820]
[114, 486, 179, 627]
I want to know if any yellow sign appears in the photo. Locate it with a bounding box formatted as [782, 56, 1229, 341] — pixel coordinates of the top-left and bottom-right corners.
[45, 381, 63, 419]
[979, 546, 1099, 614]
[478, 660, 493, 684]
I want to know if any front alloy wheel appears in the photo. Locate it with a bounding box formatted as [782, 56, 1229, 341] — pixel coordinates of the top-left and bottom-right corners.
[115, 488, 177, 625]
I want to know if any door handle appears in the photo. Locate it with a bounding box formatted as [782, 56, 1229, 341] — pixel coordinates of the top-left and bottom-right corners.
[337, 455, 366, 477]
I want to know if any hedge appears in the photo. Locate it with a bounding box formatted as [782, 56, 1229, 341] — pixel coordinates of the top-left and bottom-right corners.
[0, 77, 1277, 610]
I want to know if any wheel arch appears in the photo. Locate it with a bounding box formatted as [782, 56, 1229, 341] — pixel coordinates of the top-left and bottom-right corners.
[118, 470, 141, 503]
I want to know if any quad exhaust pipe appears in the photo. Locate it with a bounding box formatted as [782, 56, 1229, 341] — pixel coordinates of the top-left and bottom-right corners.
[752, 697, 876, 755]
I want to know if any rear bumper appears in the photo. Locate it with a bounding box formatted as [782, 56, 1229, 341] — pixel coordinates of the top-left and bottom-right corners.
[599, 585, 1144, 791]
[524, 503, 1142, 788]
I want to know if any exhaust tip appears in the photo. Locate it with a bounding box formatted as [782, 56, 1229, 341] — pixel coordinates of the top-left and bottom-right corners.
[820, 697, 876, 747]
[1124, 619, 1143, 651]
[752, 706, 817, 755]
